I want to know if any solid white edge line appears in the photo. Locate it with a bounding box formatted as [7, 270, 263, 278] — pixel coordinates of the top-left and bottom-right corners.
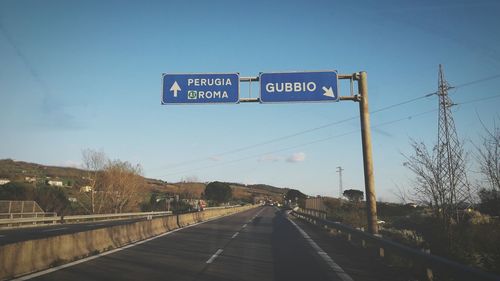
[206, 249, 223, 264]
[11, 207, 261, 281]
[287, 217, 354, 281]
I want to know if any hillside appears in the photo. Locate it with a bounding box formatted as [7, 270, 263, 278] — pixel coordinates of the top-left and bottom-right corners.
[0, 159, 86, 183]
[0, 159, 288, 202]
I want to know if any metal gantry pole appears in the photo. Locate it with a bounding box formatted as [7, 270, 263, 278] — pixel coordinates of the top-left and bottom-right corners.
[357, 71, 379, 234]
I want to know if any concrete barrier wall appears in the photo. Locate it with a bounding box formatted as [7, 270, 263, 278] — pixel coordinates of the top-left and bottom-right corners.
[0, 204, 257, 280]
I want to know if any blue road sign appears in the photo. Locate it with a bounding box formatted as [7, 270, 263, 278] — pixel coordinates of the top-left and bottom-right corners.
[162, 73, 239, 104]
[260, 71, 339, 103]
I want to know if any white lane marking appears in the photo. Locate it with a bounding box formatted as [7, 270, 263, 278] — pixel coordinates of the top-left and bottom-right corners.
[41, 227, 68, 233]
[231, 232, 239, 239]
[206, 249, 223, 264]
[255, 207, 265, 217]
[242, 224, 247, 228]
[288, 218, 354, 281]
[12, 208, 255, 281]
[248, 207, 265, 222]
[0, 235, 5, 238]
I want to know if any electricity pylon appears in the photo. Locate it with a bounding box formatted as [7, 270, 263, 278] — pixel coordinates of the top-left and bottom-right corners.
[436, 64, 471, 223]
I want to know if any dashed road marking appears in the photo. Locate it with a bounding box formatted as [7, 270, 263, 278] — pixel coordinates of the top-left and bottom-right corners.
[247, 207, 265, 223]
[242, 224, 247, 228]
[231, 232, 239, 239]
[206, 249, 223, 264]
[288, 218, 354, 281]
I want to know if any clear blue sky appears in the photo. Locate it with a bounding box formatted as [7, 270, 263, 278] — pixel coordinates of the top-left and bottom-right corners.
[1, 0, 499, 201]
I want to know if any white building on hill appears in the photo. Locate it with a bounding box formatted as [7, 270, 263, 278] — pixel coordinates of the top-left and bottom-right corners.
[80, 185, 93, 192]
[47, 180, 63, 187]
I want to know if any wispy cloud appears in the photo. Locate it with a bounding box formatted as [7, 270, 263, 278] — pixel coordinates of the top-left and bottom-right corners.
[258, 154, 281, 163]
[209, 156, 222, 162]
[286, 152, 306, 163]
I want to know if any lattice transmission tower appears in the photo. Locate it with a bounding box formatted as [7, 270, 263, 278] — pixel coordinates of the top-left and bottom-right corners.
[436, 64, 471, 223]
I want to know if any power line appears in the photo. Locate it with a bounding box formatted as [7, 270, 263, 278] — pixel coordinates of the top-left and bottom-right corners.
[157, 115, 359, 170]
[371, 74, 500, 114]
[162, 108, 439, 177]
[156, 74, 500, 173]
[453, 74, 500, 89]
[371, 94, 434, 114]
[160, 92, 500, 178]
[455, 93, 500, 105]
[156, 93, 431, 172]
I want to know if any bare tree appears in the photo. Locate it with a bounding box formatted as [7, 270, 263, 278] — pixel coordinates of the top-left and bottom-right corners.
[403, 139, 470, 228]
[99, 160, 145, 213]
[475, 121, 500, 191]
[391, 183, 410, 205]
[81, 149, 107, 214]
[81, 149, 146, 214]
[474, 120, 500, 216]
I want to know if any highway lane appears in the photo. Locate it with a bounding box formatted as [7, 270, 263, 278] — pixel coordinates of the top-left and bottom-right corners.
[199, 207, 338, 281]
[0, 217, 151, 246]
[25, 207, 266, 281]
[289, 213, 414, 281]
[15, 206, 409, 281]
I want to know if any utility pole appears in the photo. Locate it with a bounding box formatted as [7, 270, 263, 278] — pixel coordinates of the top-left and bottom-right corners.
[336, 166, 344, 198]
[358, 71, 379, 234]
[91, 190, 95, 214]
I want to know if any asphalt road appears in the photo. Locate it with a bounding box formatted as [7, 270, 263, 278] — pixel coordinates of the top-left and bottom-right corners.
[13, 206, 412, 281]
[0, 217, 149, 246]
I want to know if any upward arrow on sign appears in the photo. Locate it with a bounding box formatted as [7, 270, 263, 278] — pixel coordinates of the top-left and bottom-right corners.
[170, 81, 181, 97]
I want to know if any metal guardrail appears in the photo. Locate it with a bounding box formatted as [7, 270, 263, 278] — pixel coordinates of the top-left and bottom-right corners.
[0, 211, 172, 228]
[0, 212, 57, 219]
[292, 210, 499, 281]
[0, 205, 244, 228]
[204, 205, 241, 210]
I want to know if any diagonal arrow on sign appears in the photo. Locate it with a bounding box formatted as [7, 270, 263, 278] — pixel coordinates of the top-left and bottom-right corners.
[322, 86, 335, 98]
[170, 81, 181, 97]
